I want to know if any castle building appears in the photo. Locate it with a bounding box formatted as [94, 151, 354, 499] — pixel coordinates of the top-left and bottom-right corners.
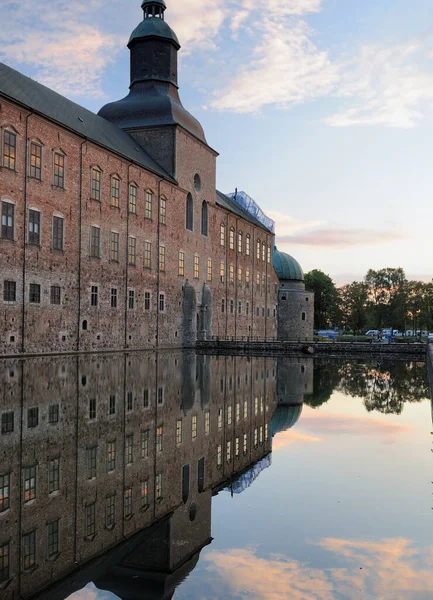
[0, 1, 312, 355]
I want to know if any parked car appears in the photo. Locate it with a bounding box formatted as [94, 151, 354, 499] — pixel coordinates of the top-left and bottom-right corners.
[428, 333, 433, 341]
[365, 330, 379, 336]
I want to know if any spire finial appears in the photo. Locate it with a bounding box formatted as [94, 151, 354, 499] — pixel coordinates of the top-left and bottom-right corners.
[141, 0, 167, 20]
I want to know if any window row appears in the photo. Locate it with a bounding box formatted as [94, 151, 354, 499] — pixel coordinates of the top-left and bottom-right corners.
[87, 387, 163, 420]
[0, 461, 60, 512]
[1, 202, 65, 248]
[216, 425, 269, 467]
[1, 405, 59, 435]
[85, 286, 166, 313]
[220, 224, 272, 262]
[3, 281, 62, 305]
[221, 298, 276, 318]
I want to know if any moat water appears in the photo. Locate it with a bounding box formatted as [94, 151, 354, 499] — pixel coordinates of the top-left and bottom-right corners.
[0, 353, 431, 600]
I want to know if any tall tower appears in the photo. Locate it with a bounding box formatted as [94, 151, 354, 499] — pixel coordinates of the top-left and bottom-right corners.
[99, 0, 210, 179]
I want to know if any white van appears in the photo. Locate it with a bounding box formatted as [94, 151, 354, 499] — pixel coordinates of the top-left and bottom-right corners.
[365, 330, 379, 336]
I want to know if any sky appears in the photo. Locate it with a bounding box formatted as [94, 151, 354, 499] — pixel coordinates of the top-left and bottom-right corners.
[1, 0, 433, 284]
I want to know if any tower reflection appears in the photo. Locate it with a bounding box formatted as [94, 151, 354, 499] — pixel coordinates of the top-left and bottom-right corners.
[0, 353, 311, 600]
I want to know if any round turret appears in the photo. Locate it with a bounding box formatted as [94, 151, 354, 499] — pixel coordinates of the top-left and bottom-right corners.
[273, 247, 304, 282]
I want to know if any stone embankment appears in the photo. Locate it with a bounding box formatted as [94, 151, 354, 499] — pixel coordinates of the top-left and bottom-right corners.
[197, 339, 428, 360]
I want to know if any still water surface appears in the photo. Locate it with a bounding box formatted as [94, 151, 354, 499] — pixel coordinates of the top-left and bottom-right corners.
[0, 354, 431, 600]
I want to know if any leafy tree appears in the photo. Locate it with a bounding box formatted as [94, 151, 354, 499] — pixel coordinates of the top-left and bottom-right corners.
[364, 268, 407, 330]
[339, 282, 369, 334]
[304, 270, 341, 330]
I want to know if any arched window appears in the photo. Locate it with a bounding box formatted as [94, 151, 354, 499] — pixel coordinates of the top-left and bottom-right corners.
[186, 193, 193, 231]
[201, 200, 208, 236]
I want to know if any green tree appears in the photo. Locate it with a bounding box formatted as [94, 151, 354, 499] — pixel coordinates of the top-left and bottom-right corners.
[339, 282, 369, 334]
[304, 270, 341, 330]
[364, 268, 407, 330]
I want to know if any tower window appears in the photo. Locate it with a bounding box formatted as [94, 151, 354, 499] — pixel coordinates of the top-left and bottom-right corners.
[302, 312, 306, 321]
[201, 201, 208, 236]
[186, 193, 193, 231]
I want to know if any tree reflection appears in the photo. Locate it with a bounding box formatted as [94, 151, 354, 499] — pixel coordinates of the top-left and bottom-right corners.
[305, 360, 429, 415]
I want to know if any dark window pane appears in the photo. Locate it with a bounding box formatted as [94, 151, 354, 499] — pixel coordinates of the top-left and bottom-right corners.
[54, 153, 65, 188]
[29, 284, 41, 304]
[1, 203, 14, 240]
[52, 217, 64, 251]
[30, 142, 42, 179]
[50, 286, 61, 305]
[3, 131, 16, 170]
[3, 280, 16, 302]
[28, 210, 41, 245]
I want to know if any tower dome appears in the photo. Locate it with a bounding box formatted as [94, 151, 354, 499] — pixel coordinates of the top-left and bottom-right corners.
[98, 0, 206, 163]
[273, 247, 304, 282]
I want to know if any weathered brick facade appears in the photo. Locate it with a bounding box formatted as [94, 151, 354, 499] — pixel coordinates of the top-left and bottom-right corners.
[0, 2, 279, 355]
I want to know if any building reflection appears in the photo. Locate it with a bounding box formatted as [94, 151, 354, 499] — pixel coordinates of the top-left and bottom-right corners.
[0, 352, 315, 600]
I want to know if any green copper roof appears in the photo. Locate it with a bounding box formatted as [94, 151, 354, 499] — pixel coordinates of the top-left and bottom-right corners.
[271, 404, 303, 437]
[129, 17, 180, 48]
[273, 247, 304, 281]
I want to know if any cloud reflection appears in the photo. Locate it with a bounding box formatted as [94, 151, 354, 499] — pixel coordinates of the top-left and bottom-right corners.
[272, 430, 322, 451]
[205, 537, 433, 599]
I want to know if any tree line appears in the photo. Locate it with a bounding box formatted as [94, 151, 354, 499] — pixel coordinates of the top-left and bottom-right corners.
[305, 268, 433, 334]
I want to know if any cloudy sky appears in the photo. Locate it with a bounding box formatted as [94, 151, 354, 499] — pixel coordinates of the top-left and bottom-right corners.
[1, 0, 432, 283]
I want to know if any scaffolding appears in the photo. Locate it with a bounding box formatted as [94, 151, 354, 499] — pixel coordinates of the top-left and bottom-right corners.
[227, 190, 275, 233]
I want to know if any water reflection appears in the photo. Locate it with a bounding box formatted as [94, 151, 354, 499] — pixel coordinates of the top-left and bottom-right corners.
[0, 354, 428, 600]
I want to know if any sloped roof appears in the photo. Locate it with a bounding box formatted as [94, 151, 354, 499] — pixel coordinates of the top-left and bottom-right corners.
[0, 62, 174, 182]
[215, 190, 274, 234]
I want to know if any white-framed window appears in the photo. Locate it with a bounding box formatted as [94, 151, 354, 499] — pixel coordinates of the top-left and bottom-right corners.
[128, 236, 136, 266]
[194, 255, 199, 279]
[238, 231, 242, 253]
[176, 419, 182, 444]
[159, 293, 165, 312]
[256, 240, 261, 260]
[144, 241, 152, 269]
[90, 226, 101, 258]
[159, 246, 166, 271]
[29, 141, 42, 180]
[192, 415, 197, 439]
[178, 251, 185, 276]
[91, 167, 102, 201]
[246, 234, 250, 256]
[229, 264, 234, 284]
[111, 175, 120, 207]
[237, 267, 242, 283]
[129, 184, 137, 214]
[145, 190, 152, 220]
[220, 223, 225, 246]
[3, 128, 17, 171]
[207, 258, 212, 281]
[53, 151, 65, 188]
[160, 196, 167, 225]
[110, 231, 119, 262]
[229, 227, 235, 250]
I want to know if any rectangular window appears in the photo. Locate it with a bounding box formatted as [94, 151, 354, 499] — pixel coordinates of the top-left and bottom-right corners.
[246, 301, 250, 316]
[260, 397, 264, 413]
[111, 177, 120, 207]
[90, 226, 100, 258]
[267, 245, 271, 263]
[89, 398, 96, 420]
[27, 407, 39, 427]
[244, 400, 248, 420]
[3, 130, 16, 170]
[105, 495, 116, 528]
[246, 235, 250, 255]
[192, 415, 197, 439]
[91, 285, 98, 307]
[124, 488, 133, 518]
[220, 224, 225, 246]
[0, 473, 10, 512]
[144, 241, 152, 269]
[205, 410, 210, 434]
[126, 435, 134, 465]
[129, 184, 137, 214]
[29, 283, 41, 304]
[226, 441, 231, 463]
[1, 202, 14, 240]
[47, 520, 59, 557]
[230, 299, 234, 314]
[155, 474, 162, 500]
[197, 458, 205, 493]
[229, 265, 234, 283]
[207, 258, 212, 281]
[107, 440, 116, 472]
[128, 237, 136, 266]
[265, 423, 269, 441]
[254, 428, 258, 447]
[0, 542, 10, 584]
[30, 142, 42, 179]
[159, 246, 166, 271]
[110, 231, 119, 262]
[217, 444, 222, 467]
[243, 433, 247, 454]
[237, 267, 242, 283]
[85, 503, 96, 537]
[48, 458, 60, 494]
[246, 269, 250, 284]
[48, 404, 59, 423]
[111, 288, 118, 309]
[218, 409, 222, 430]
[144, 292, 151, 311]
[156, 425, 163, 452]
[143, 389, 149, 408]
[87, 447, 97, 479]
[23, 465, 36, 503]
[257, 241, 260, 260]
[221, 299, 225, 313]
[236, 402, 240, 423]
[176, 419, 182, 444]
[22, 530, 36, 570]
[109, 394, 116, 415]
[229, 229, 235, 250]
[145, 191, 152, 219]
[160, 197, 166, 224]
[260, 425, 263, 443]
[141, 480, 148, 508]
[262, 243, 266, 262]
[28, 209, 41, 245]
[178, 251, 185, 276]
[220, 262, 225, 283]
[194, 255, 199, 279]
[158, 387, 164, 404]
[159, 293, 165, 312]
[91, 168, 101, 201]
[3, 280, 16, 302]
[235, 437, 239, 457]
[141, 430, 149, 458]
[53, 152, 65, 188]
[50, 285, 61, 305]
[254, 397, 258, 416]
[1, 412, 14, 434]
[238, 301, 242, 315]
[128, 289, 135, 310]
[52, 216, 64, 251]
[227, 406, 232, 425]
